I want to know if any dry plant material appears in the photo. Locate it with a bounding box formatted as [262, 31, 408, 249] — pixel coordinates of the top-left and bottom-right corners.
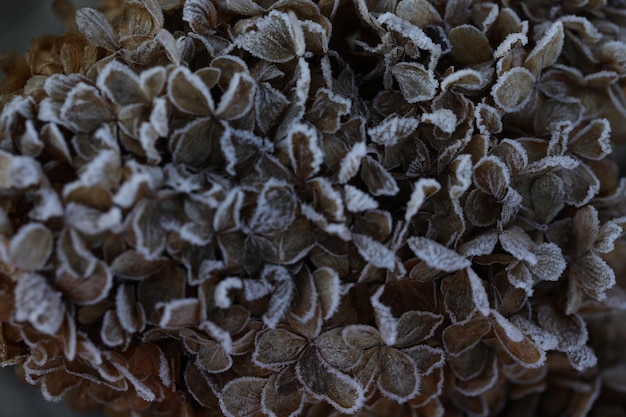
[1, 0, 626, 416]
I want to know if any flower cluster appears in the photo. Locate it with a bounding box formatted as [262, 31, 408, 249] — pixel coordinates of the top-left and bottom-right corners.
[1, 0, 626, 416]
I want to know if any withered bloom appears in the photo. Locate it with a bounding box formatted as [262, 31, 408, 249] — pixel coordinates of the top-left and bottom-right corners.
[2, 0, 626, 416]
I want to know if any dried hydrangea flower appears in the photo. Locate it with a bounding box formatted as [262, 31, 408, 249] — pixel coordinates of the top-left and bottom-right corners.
[2, 0, 626, 416]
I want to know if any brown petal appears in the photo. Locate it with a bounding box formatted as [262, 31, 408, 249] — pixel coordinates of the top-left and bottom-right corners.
[368, 115, 420, 147]
[185, 362, 220, 409]
[14, 273, 65, 335]
[530, 173, 564, 223]
[255, 83, 289, 134]
[249, 180, 297, 234]
[315, 328, 361, 371]
[157, 298, 202, 328]
[216, 72, 256, 120]
[464, 189, 499, 227]
[196, 340, 232, 373]
[407, 237, 470, 273]
[138, 264, 186, 324]
[378, 347, 420, 402]
[524, 21, 564, 76]
[110, 250, 167, 280]
[119, 0, 164, 37]
[561, 162, 600, 207]
[170, 118, 214, 166]
[9, 223, 53, 271]
[442, 315, 491, 356]
[296, 346, 365, 413]
[60, 83, 112, 132]
[569, 118, 612, 160]
[236, 11, 304, 63]
[75, 8, 117, 51]
[115, 284, 145, 334]
[167, 67, 214, 115]
[313, 267, 341, 320]
[342, 325, 383, 350]
[449, 25, 493, 65]
[573, 205, 600, 255]
[491, 67, 535, 113]
[262, 368, 304, 417]
[493, 313, 545, 368]
[572, 253, 616, 300]
[131, 199, 166, 260]
[220, 377, 266, 417]
[56, 261, 113, 305]
[183, 0, 217, 37]
[305, 88, 351, 134]
[284, 122, 323, 180]
[395, 0, 442, 27]
[528, 243, 565, 282]
[453, 349, 498, 396]
[98, 61, 146, 106]
[537, 304, 588, 352]
[441, 271, 476, 322]
[392, 62, 437, 103]
[473, 156, 510, 200]
[253, 328, 306, 368]
[403, 345, 445, 375]
[101, 310, 125, 347]
[353, 233, 396, 270]
[395, 310, 443, 348]
[290, 266, 317, 323]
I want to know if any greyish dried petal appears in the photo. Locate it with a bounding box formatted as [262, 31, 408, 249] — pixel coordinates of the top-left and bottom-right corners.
[392, 62, 437, 103]
[236, 11, 305, 63]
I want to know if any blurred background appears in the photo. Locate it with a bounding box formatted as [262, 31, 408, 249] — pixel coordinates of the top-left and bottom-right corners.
[0, 3, 103, 417]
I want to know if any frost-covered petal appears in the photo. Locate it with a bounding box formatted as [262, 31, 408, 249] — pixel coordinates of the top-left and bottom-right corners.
[407, 237, 470, 272]
[442, 315, 490, 356]
[368, 115, 419, 147]
[220, 377, 266, 417]
[236, 11, 304, 63]
[253, 328, 306, 368]
[572, 253, 616, 301]
[378, 347, 420, 402]
[449, 24, 493, 65]
[285, 122, 323, 181]
[75, 8, 117, 51]
[167, 67, 214, 115]
[392, 62, 437, 103]
[9, 223, 53, 271]
[491, 67, 535, 113]
[216, 72, 256, 120]
[296, 347, 365, 414]
[353, 233, 396, 270]
[524, 21, 564, 76]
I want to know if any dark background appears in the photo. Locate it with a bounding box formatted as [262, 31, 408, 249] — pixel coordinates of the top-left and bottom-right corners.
[1, 2, 104, 416]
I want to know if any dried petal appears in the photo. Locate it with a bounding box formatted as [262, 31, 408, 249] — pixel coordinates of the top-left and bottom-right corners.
[491, 67, 535, 113]
[378, 347, 419, 402]
[407, 237, 470, 272]
[392, 62, 437, 103]
[253, 328, 306, 368]
[220, 377, 266, 417]
[9, 223, 53, 271]
[296, 347, 365, 414]
[237, 11, 304, 63]
[524, 21, 564, 76]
